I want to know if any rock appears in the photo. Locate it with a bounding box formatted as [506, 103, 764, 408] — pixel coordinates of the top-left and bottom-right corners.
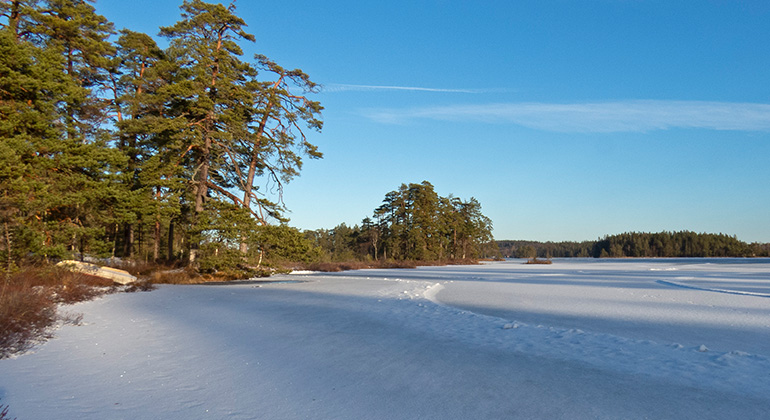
[57, 260, 137, 285]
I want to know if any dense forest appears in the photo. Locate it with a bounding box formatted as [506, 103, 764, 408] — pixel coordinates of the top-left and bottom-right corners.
[498, 231, 770, 259]
[0, 1, 497, 275]
[305, 181, 499, 263]
[0, 0, 324, 273]
[497, 240, 594, 259]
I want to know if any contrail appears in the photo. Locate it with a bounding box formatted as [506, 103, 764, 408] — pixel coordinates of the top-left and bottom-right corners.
[324, 83, 488, 94]
[363, 100, 770, 132]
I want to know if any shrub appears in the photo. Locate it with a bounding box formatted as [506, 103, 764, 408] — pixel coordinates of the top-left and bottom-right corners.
[123, 279, 157, 292]
[149, 268, 196, 284]
[525, 257, 553, 265]
[0, 280, 56, 358]
[0, 265, 138, 359]
[0, 399, 16, 420]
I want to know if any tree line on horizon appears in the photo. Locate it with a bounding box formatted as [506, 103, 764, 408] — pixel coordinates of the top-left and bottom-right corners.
[0, 0, 324, 274]
[498, 231, 770, 259]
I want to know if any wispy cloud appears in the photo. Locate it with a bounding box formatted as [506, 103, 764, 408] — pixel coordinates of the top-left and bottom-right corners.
[363, 100, 770, 132]
[323, 83, 489, 94]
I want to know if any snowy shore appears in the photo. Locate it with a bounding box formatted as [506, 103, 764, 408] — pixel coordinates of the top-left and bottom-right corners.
[1, 259, 769, 419]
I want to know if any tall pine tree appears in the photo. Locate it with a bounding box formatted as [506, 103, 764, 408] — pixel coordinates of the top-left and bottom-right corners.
[159, 0, 260, 263]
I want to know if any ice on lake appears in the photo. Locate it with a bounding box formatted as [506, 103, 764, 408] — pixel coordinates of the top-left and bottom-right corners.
[1, 258, 768, 419]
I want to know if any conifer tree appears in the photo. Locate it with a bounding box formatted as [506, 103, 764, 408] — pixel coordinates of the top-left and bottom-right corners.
[1, 0, 326, 268]
[160, 1, 323, 263]
[0, 0, 38, 40]
[32, 0, 126, 259]
[237, 55, 323, 231]
[372, 181, 493, 261]
[160, 0, 260, 263]
[0, 25, 61, 267]
[110, 29, 183, 260]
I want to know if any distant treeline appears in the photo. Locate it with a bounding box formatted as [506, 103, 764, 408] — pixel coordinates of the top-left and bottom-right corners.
[498, 231, 770, 259]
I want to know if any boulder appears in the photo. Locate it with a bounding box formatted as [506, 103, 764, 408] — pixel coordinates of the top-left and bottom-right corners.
[56, 260, 137, 285]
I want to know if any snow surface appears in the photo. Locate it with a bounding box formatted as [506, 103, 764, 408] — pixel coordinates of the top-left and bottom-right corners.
[1, 259, 769, 419]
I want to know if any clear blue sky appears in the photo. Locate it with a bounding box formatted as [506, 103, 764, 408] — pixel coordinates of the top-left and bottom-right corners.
[97, 0, 770, 243]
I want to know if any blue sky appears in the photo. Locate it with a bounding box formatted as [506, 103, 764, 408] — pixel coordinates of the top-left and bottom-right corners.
[96, 0, 770, 242]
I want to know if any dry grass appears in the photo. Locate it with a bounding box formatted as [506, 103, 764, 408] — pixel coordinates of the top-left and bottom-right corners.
[0, 399, 15, 420]
[149, 267, 202, 284]
[0, 265, 151, 359]
[148, 266, 261, 284]
[0, 281, 56, 358]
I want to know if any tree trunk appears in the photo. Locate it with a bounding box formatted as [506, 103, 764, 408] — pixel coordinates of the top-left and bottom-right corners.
[239, 82, 282, 254]
[111, 223, 118, 258]
[190, 131, 212, 264]
[153, 218, 160, 262]
[372, 235, 379, 261]
[194, 135, 211, 214]
[152, 187, 161, 261]
[123, 224, 134, 258]
[8, 0, 20, 40]
[4, 221, 12, 275]
[167, 219, 174, 261]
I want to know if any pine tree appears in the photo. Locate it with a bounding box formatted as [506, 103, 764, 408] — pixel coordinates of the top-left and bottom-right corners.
[372, 182, 494, 261]
[2, 0, 326, 268]
[160, 1, 323, 264]
[33, 0, 126, 259]
[237, 55, 323, 232]
[109, 29, 184, 260]
[0, 25, 58, 268]
[160, 0, 260, 263]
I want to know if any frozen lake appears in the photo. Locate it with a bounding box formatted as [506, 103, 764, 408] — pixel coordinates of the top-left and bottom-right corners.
[368, 258, 770, 355]
[1, 259, 768, 419]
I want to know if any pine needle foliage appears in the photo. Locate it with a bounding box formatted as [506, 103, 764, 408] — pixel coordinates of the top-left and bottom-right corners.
[0, 1, 324, 272]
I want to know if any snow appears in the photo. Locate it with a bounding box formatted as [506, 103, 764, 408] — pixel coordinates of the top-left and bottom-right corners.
[2, 259, 769, 419]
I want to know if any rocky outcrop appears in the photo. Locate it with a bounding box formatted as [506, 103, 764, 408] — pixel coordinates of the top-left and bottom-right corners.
[56, 261, 137, 285]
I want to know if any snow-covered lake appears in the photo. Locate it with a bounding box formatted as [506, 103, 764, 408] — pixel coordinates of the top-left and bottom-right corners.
[2, 259, 769, 419]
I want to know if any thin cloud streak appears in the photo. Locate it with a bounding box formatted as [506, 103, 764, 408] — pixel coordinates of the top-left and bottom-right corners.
[324, 83, 487, 94]
[364, 100, 770, 132]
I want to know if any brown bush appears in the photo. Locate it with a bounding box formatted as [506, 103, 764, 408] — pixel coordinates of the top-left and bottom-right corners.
[0, 281, 56, 358]
[525, 257, 553, 265]
[150, 268, 200, 284]
[148, 264, 260, 284]
[0, 265, 138, 359]
[123, 278, 157, 292]
[0, 399, 16, 420]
